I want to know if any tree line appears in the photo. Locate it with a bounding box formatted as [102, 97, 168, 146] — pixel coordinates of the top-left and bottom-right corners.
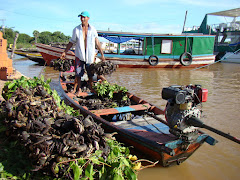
[0, 26, 71, 48]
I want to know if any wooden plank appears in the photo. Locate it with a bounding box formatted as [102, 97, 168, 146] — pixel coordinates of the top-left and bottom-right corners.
[112, 115, 175, 143]
[91, 103, 151, 116]
[114, 115, 166, 129]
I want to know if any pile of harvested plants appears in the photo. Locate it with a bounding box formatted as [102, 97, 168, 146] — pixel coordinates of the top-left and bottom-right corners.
[89, 61, 117, 75]
[0, 76, 149, 179]
[62, 74, 131, 110]
[50, 58, 117, 76]
[81, 81, 131, 110]
[50, 58, 74, 72]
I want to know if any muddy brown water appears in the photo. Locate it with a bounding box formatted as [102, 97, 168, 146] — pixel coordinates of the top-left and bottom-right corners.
[12, 55, 240, 180]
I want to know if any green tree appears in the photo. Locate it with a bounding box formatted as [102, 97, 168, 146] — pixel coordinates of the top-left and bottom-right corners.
[51, 31, 70, 43]
[1, 27, 71, 47]
[33, 30, 39, 43]
[1, 27, 16, 45]
[38, 31, 52, 44]
[17, 33, 31, 44]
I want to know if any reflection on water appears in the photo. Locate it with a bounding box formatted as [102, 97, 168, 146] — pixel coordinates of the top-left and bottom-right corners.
[12, 55, 240, 180]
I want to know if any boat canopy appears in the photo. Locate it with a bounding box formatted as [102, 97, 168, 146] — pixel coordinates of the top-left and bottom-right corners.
[208, 8, 240, 17]
[102, 35, 143, 44]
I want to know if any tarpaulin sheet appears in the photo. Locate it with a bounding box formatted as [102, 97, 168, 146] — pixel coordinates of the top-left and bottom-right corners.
[103, 36, 143, 43]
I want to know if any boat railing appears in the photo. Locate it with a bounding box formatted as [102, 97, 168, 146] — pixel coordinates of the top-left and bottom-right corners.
[184, 21, 240, 34]
[211, 22, 240, 32]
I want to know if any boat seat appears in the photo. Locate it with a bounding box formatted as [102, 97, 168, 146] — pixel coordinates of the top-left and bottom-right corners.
[90, 103, 151, 116]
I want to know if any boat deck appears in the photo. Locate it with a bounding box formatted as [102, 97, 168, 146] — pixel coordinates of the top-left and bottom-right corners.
[112, 115, 176, 143]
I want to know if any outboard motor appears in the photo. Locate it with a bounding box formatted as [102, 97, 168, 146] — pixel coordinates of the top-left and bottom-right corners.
[162, 85, 208, 142]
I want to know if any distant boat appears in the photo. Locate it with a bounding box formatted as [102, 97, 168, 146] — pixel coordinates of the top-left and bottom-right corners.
[26, 53, 45, 64]
[36, 30, 215, 68]
[221, 51, 240, 64]
[183, 8, 240, 64]
[10, 49, 45, 64]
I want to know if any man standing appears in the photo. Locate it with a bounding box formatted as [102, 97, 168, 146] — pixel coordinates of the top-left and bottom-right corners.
[60, 11, 105, 96]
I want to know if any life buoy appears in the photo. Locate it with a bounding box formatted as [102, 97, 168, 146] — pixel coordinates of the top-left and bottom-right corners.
[179, 52, 192, 66]
[148, 55, 159, 66]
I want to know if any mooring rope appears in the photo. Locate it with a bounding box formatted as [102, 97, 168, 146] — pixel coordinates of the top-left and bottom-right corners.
[38, 61, 47, 78]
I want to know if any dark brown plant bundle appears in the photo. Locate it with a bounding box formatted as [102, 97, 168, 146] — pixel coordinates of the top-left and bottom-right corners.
[89, 61, 117, 75]
[0, 85, 110, 177]
[50, 58, 74, 72]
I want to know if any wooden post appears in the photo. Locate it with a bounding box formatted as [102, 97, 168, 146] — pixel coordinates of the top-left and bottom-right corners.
[10, 32, 19, 59]
[185, 37, 188, 53]
[117, 43, 121, 54]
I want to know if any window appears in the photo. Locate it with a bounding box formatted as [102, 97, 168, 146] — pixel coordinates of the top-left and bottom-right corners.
[161, 40, 172, 54]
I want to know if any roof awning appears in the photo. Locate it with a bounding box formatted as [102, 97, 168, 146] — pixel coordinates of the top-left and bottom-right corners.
[208, 8, 240, 17]
[102, 35, 143, 44]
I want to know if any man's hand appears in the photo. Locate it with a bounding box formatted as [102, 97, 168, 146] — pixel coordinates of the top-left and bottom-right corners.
[60, 42, 73, 59]
[101, 56, 106, 61]
[60, 52, 66, 59]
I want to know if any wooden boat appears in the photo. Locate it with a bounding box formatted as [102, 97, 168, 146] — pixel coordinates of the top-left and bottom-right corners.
[11, 49, 45, 64]
[13, 49, 41, 57]
[36, 43, 75, 65]
[25, 53, 45, 64]
[36, 30, 215, 68]
[59, 72, 217, 166]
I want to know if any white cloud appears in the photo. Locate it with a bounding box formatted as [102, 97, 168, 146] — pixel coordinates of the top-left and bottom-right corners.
[121, 0, 240, 8]
[178, 0, 240, 8]
[94, 21, 182, 35]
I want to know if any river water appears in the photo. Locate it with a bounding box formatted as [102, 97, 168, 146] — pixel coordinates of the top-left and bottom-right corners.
[12, 54, 240, 180]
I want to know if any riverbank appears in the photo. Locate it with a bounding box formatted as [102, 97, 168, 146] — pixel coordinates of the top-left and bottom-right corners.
[0, 69, 25, 101]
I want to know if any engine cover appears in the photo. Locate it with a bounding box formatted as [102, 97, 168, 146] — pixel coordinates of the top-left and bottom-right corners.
[165, 102, 201, 133]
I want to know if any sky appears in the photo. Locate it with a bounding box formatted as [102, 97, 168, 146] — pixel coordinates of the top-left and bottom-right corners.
[0, 0, 240, 41]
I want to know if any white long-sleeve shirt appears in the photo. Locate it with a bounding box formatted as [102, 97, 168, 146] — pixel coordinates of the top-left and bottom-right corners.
[69, 24, 98, 64]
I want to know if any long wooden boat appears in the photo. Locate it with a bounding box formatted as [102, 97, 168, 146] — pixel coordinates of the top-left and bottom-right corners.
[36, 43, 75, 65]
[25, 53, 45, 64]
[59, 72, 217, 166]
[13, 49, 41, 57]
[10, 49, 45, 64]
[36, 30, 215, 68]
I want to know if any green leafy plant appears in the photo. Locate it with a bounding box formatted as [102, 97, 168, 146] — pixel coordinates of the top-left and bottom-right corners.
[2, 75, 51, 100]
[93, 81, 128, 100]
[54, 138, 138, 180]
[1, 75, 77, 116]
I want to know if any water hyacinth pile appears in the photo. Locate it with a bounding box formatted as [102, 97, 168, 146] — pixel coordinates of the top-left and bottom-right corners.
[61, 74, 130, 110]
[78, 81, 130, 110]
[0, 76, 140, 179]
[90, 61, 117, 75]
[50, 58, 74, 72]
